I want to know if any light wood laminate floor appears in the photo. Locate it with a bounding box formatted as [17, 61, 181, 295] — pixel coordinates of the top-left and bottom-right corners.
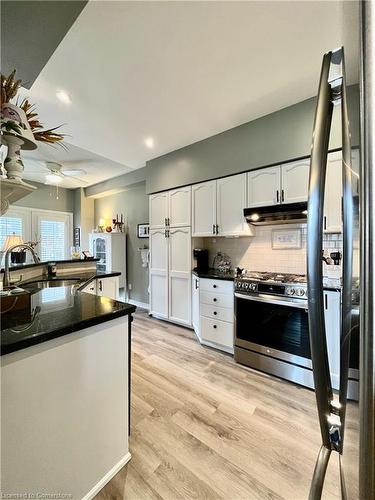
[95, 311, 358, 500]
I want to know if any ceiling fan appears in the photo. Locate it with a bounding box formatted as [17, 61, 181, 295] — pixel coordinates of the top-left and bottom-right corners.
[42, 161, 89, 185]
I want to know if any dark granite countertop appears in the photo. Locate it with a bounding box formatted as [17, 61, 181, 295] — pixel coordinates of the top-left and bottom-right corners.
[1, 285, 136, 355]
[1, 258, 99, 273]
[17, 270, 122, 287]
[192, 268, 235, 281]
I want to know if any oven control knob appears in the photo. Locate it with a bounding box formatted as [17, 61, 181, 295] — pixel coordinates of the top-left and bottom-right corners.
[288, 288, 295, 295]
[296, 288, 305, 297]
[243, 282, 249, 289]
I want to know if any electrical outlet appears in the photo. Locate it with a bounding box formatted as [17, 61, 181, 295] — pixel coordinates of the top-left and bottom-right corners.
[128, 283, 132, 290]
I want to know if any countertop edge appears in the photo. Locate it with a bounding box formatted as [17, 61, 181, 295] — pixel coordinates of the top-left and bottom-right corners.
[192, 269, 235, 281]
[1, 302, 136, 356]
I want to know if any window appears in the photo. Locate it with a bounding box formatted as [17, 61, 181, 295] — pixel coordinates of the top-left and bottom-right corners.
[32, 210, 72, 261]
[0, 207, 72, 262]
[0, 216, 23, 250]
[40, 220, 65, 260]
[0, 207, 31, 255]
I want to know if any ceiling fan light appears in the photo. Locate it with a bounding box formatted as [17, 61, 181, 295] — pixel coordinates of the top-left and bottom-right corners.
[45, 173, 63, 184]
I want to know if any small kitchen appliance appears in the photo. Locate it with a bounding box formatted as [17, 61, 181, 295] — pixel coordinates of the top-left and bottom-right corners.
[193, 248, 209, 271]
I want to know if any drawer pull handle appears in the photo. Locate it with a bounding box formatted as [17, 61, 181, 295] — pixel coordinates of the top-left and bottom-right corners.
[213, 325, 217, 329]
[213, 284, 217, 288]
[213, 311, 217, 315]
[213, 298, 217, 302]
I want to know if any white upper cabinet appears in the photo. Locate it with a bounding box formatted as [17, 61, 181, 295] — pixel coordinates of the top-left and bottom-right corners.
[324, 151, 342, 233]
[150, 192, 168, 228]
[168, 186, 191, 227]
[247, 166, 281, 207]
[281, 159, 310, 204]
[192, 180, 217, 237]
[216, 173, 251, 236]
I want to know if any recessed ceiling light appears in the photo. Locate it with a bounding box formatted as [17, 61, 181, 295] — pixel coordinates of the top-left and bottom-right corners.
[45, 173, 63, 184]
[56, 90, 71, 104]
[144, 137, 154, 149]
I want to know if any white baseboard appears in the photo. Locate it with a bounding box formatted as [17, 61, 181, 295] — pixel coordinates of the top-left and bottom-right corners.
[83, 452, 131, 500]
[128, 299, 149, 310]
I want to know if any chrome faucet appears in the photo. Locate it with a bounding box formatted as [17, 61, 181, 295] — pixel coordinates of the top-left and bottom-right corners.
[3, 244, 40, 287]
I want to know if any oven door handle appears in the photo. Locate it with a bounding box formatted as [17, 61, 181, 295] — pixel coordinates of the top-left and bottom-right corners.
[234, 292, 308, 310]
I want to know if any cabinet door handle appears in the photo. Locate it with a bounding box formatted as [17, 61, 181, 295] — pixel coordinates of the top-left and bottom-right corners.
[324, 215, 327, 230]
[281, 189, 285, 202]
[165, 229, 168, 238]
[195, 279, 198, 290]
[99, 280, 103, 292]
[213, 324, 217, 329]
[213, 298, 217, 302]
[216, 224, 219, 234]
[212, 224, 216, 234]
[213, 311, 217, 315]
[164, 218, 167, 226]
[167, 218, 170, 226]
[276, 190, 279, 203]
[324, 294, 328, 310]
[213, 284, 217, 288]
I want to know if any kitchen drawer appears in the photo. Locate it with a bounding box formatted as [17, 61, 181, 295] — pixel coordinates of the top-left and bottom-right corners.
[200, 303, 234, 323]
[200, 290, 234, 309]
[200, 316, 233, 348]
[200, 278, 233, 295]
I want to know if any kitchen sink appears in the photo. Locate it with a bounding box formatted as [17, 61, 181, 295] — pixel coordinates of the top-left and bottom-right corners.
[21, 278, 82, 291]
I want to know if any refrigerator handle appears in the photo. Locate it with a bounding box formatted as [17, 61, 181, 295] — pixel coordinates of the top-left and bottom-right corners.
[307, 50, 334, 451]
[338, 49, 353, 445]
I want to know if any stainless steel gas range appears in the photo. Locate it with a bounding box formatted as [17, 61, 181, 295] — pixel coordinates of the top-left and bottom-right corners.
[234, 270, 359, 396]
[234, 271, 317, 390]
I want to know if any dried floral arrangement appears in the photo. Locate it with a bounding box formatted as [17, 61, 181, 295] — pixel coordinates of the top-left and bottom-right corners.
[1, 69, 66, 147]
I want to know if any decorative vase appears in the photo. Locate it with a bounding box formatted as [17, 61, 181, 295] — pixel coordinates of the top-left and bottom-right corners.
[2, 134, 25, 181]
[1, 103, 37, 182]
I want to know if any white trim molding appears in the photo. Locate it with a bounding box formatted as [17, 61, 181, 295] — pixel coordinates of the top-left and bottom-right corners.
[82, 452, 131, 500]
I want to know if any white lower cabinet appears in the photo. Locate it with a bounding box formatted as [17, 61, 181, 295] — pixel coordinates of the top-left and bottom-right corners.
[192, 275, 200, 336]
[82, 276, 119, 301]
[197, 277, 234, 354]
[150, 227, 191, 326]
[97, 276, 119, 300]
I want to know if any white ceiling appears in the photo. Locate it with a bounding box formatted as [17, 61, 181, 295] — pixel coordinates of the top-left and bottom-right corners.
[21, 0, 359, 188]
[22, 141, 132, 189]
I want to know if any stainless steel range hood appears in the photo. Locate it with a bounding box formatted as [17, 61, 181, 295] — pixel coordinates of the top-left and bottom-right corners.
[244, 202, 308, 226]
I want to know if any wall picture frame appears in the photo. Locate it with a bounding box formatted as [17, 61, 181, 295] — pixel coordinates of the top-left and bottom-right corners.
[74, 227, 80, 246]
[137, 223, 149, 238]
[272, 228, 302, 249]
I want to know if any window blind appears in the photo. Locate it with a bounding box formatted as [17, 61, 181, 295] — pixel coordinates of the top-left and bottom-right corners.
[0, 216, 23, 250]
[40, 220, 65, 261]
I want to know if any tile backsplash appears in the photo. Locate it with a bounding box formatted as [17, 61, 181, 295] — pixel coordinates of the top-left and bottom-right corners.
[203, 224, 342, 275]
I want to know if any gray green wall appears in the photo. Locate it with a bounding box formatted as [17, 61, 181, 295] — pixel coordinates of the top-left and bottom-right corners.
[73, 188, 95, 251]
[146, 85, 359, 194]
[94, 182, 149, 305]
[14, 181, 75, 212]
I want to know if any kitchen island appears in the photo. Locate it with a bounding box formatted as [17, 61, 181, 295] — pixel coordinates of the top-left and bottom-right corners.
[1, 284, 136, 499]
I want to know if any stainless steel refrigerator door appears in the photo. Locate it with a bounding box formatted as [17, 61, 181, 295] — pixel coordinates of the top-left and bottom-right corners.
[357, 2, 374, 498]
